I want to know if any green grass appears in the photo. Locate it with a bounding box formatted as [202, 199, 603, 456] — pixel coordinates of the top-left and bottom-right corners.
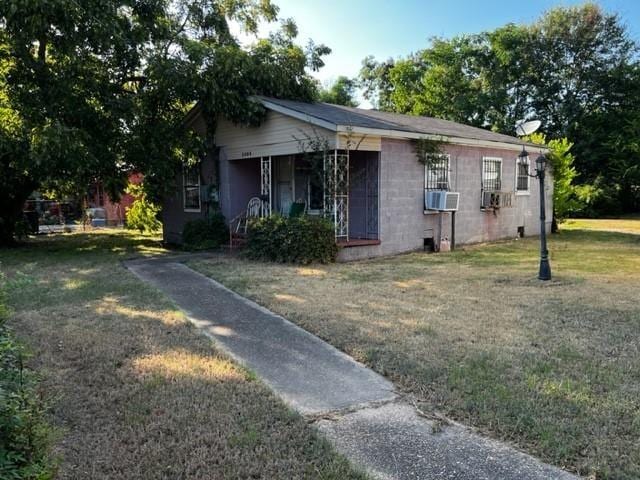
[190, 219, 640, 480]
[0, 230, 365, 480]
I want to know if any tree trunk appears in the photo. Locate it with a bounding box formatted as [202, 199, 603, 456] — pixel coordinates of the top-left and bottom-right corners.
[0, 186, 35, 247]
[551, 211, 559, 233]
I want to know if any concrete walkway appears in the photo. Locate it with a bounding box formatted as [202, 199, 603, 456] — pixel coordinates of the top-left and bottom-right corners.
[126, 257, 579, 480]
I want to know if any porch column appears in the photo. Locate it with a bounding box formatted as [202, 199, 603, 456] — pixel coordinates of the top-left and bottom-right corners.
[260, 156, 272, 217]
[324, 149, 349, 240]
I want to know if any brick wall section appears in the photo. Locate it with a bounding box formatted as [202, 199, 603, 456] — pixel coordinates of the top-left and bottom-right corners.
[339, 138, 553, 261]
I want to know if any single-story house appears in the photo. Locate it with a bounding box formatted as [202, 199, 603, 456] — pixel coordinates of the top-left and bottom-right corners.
[163, 96, 551, 261]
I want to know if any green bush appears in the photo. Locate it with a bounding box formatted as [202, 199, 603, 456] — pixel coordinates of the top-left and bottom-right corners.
[0, 274, 54, 479]
[182, 214, 228, 250]
[245, 215, 338, 264]
[124, 183, 161, 234]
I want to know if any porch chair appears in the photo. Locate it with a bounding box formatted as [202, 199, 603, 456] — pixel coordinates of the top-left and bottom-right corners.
[229, 196, 263, 248]
[288, 200, 307, 218]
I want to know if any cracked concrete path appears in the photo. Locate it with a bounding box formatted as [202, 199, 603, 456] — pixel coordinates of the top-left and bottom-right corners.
[126, 257, 579, 480]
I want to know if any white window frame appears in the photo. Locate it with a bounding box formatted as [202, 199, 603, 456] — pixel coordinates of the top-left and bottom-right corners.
[515, 155, 531, 195]
[424, 154, 451, 191]
[481, 156, 503, 192]
[183, 164, 201, 212]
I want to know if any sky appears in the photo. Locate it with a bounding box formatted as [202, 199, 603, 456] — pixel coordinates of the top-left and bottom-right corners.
[239, 0, 640, 105]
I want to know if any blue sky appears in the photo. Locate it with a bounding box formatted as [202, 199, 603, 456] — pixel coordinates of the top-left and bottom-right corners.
[246, 0, 640, 99]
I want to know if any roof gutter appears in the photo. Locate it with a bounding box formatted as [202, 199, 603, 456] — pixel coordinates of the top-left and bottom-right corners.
[336, 125, 548, 152]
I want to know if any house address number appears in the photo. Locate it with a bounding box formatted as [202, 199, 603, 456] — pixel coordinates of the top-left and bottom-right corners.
[241, 151, 252, 158]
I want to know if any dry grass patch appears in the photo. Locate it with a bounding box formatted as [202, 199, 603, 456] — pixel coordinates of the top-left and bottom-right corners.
[0, 230, 365, 480]
[191, 220, 640, 480]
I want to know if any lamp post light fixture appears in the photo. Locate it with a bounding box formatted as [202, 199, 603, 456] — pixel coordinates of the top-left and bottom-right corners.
[519, 147, 552, 280]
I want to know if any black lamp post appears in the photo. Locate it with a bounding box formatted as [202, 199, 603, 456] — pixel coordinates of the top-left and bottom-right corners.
[519, 148, 552, 280]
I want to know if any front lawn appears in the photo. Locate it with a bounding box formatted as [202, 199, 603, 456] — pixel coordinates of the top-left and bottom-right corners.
[190, 220, 640, 479]
[0, 231, 365, 480]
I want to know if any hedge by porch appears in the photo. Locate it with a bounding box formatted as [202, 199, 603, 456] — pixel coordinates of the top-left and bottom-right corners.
[245, 216, 338, 264]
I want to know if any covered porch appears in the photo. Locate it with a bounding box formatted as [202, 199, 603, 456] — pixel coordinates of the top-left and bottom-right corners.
[223, 149, 380, 244]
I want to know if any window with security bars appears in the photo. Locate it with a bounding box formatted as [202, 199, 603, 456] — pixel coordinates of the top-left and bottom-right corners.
[482, 157, 502, 192]
[424, 155, 450, 190]
[183, 164, 201, 211]
[516, 156, 530, 192]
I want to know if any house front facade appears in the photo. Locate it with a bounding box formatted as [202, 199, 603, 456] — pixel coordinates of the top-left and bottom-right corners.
[163, 97, 552, 261]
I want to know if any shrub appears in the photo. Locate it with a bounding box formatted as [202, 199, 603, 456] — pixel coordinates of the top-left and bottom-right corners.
[124, 183, 161, 234]
[0, 273, 54, 479]
[245, 215, 338, 264]
[182, 214, 228, 250]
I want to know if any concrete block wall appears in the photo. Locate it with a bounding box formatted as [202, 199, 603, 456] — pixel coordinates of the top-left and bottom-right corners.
[338, 138, 552, 261]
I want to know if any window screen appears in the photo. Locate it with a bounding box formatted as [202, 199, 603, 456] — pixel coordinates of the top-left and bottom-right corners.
[183, 165, 201, 211]
[424, 155, 450, 190]
[482, 157, 502, 192]
[516, 156, 530, 192]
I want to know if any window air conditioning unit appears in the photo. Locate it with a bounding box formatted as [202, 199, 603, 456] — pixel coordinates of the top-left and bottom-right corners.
[425, 190, 460, 211]
[482, 191, 513, 209]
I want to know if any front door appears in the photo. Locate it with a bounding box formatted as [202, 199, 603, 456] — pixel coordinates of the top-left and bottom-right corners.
[275, 156, 293, 215]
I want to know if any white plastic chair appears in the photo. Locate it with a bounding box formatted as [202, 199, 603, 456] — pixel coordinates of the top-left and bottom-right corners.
[229, 197, 264, 247]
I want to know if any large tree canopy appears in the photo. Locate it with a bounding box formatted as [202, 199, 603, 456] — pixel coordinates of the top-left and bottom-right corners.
[360, 3, 640, 214]
[318, 76, 358, 106]
[0, 0, 329, 244]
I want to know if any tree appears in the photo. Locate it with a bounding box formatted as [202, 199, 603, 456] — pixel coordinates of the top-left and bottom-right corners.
[528, 133, 578, 227]
[318, 76, 358, 106]
[0, 1, 329, 245]
[358, 3, 640, 215]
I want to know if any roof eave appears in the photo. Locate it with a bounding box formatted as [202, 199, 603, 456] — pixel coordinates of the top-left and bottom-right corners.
[259, 97, 338, 132]
[336, 125, 548, 153]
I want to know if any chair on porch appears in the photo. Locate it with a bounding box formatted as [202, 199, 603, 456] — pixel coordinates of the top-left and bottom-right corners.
[288, 200, 306, 218]
[229, 197, 263, 248]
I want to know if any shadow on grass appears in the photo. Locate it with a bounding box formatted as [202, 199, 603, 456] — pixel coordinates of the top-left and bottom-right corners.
[1, 232, 365, 480]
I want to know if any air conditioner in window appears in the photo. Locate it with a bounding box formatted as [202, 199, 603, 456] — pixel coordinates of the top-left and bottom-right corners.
[481, 190, 513, 209]
[425, 190, 460, 211]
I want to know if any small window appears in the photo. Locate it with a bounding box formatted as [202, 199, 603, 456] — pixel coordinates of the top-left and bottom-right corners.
[183, 164, 201, 211]
[482, 157, 502, 192]
[516, 156, 530, 193]
[424, 154, 450, 191]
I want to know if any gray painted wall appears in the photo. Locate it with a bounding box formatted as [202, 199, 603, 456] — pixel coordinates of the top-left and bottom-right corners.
[338, 138, 553, 261]
[162, 155, 217, 245]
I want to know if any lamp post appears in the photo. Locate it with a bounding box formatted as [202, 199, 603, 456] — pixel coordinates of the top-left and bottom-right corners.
[519, 148, 552, 280]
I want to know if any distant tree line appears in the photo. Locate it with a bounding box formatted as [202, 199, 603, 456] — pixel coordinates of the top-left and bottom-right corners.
[357, 3, 640, 217]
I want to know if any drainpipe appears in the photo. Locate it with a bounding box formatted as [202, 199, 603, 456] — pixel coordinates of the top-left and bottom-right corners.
[451, 211, 456, 251]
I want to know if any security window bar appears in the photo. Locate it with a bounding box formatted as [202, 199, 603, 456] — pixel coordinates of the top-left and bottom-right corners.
[183, 164, 201, 211]
[516, 156, 530, 192]
[424, 155, 450, 191]
[482, 157, 502, 192]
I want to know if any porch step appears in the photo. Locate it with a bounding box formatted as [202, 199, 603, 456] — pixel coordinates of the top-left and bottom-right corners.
[229, 233, 247, 249]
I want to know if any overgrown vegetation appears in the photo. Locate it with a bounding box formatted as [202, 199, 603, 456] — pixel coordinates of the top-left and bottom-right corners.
[0, 231, 365, 479]
[124, 183, 161, 234]
[182, 214, 228, 250]
[192, 219, 640, 479]
[245, 215, 338, 264]
[0, 273, 54, 479]
[0, 1, 331, 245]
[414, 137, 449, 166]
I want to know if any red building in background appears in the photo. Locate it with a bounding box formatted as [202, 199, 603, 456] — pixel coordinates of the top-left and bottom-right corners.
[87, 172, 143, 226]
